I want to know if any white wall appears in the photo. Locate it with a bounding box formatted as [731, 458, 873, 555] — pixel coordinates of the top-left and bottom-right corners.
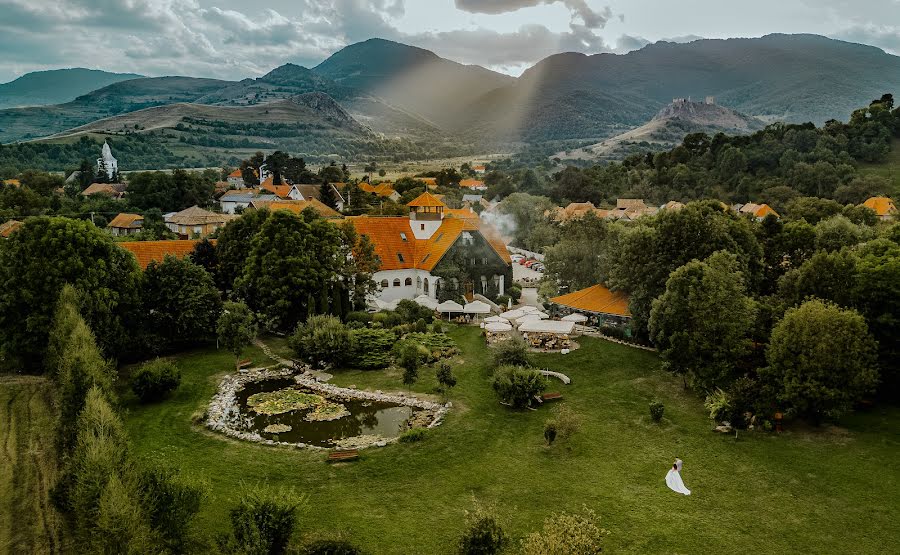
[372, 269, 440, 302]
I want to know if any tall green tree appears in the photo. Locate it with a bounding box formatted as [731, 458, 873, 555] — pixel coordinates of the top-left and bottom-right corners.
[761, 299, 878, 422]
[217, 302, 257, 369]
[338, 221, 380, 310]
[215, 208, 271, 291]
[141, 255, 222, 348]
[0, 217, 140, 368]
[237, 210, 343, 331]
[649, 251, 757, 390]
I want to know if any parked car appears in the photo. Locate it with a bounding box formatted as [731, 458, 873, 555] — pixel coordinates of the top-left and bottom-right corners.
[510, 254, 525, 263]
[524, 260, 538, 268]
[532, 264, 545, 272]
[519, 258, 530, 265]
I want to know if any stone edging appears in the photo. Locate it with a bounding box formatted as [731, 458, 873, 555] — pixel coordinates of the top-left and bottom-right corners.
[206, 366, 450, 451]
[582, 331, 657, 352]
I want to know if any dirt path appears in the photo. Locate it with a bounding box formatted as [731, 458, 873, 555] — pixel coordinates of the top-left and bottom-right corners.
[0, 375, 65, 555]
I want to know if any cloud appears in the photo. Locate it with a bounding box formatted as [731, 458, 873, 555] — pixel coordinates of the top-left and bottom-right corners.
[455, 0, 612, 28]
[833, 24, 900, 54]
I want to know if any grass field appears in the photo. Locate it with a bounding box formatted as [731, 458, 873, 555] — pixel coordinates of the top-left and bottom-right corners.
[0, 376, 65, 555]
[121, 327, 900, 554]
[859, 138, 900, 197]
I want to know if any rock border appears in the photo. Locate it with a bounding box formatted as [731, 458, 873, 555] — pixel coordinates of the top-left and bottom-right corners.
[205, 365, 450, 451]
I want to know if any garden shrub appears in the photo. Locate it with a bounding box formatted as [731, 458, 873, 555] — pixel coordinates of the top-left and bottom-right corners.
[520, 507, 608, 555]
[492, 366, 547, 409]
[300, 539, 362, 555]
[495, 294, 511, 307]
[544, 421, 557, 445]
[222, 486, 307, 555]
[457, 501, 506, 555]
[704, 389, 732, 423]
[404, 332, 458, 360]
[436, 362, 457, 399]
[394, 299, 435, 324]
[649, 400, 665, 422]
[348, 328, 394, 369]
[508, 284, 522, 302]
[490, 336, 530, 368]
[551, 404, 581, 441]
[345, 311, 372, 325]
[131, 359, 181, 403]
[399, 428, 428, 443]
[137, 465, 205, 552]
[291, 315, 352, 368]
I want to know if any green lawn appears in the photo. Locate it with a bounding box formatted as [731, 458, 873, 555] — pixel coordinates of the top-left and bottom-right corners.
[122, 327, 900, 554]
[858, 137, 900, 197]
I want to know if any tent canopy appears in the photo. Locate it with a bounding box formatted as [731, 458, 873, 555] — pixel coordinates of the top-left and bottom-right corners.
[437, 300, 465, 313]
[485, 322, 513, 332]
[562, 313, 589, 322]
[464, 300, 492, 314]
[500, 308, 528, 320]
[518, 319, 576, 335]
[484, 315, 510, 324]
[413, 295, 439, 309]
[519, 305, 540, 313]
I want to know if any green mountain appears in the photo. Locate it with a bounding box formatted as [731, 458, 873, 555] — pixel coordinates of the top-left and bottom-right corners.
[557, 99, 766, 162]
[313, 38, 514, 129]
[0, 68, 143, 109]
[466, 34, 900, 142]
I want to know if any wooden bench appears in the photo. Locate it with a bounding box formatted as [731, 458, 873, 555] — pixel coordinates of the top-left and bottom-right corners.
[327, 450, 359, 463]
[237, 358, 252, 369]
[541, 392, 563, 402]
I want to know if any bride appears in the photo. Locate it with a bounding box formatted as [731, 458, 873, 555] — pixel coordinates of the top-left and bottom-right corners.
[665, 463, 691, 495]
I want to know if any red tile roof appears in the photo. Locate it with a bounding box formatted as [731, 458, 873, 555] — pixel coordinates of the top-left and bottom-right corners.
[407, 192, 446, 208]
[119, 240, 212, 269]
[550, 284, 631, 317]
[459, 179, 485, 189]
[0, 220, 23, 238]
[108, 213, 143, 229]
[253, 199, 342, 219]
[863, 196, 897, 217]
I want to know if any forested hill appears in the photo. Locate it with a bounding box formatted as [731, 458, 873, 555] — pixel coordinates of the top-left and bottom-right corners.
[0, 68, 143, 109]
[465, 34, 900, 142]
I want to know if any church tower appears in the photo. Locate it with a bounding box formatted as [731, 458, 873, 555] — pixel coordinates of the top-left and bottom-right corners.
[97, 141, 118, 181]
[407, 192, 445, 240]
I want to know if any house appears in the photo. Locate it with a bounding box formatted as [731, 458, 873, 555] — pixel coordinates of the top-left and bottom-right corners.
[259, 177, 302, 200]
[609, 198, 656, 220]
[551, 202, 609, 222]
[862, 196, 897, 221]
[472, 165, 486, 175]
[249, 199, 342, 219]
[415, 177, 437, 189]
[459, 179, 487, 191]
[737, 203, 780, 220]
[550, 283, 632, 327]
[164, 206, 234, 238]
[359, 182, 401, 202]
[0, 220, 23, 239]
[219, 190, 277, 214]
[661, 201, 685, 211]
[348, 192, 512, 304]
[119, 240, 210, 269]
[81, 183, 126, 199]
[226, 169, 246, 188]
[2, 179, 21, 188]
[107, 213, 144, 236]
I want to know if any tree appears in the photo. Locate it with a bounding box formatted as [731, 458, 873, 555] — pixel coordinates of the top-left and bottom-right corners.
[290, 315, 351, 368]
[190, 238, 219, 280]
[492, 366, 547, 409]
[266, 151, 291, 185]
[521, 507, 607, 555]
[649, 251, 757, 391]
[141, 255, 222, 348]
[319, 162, 344, 183]
[136, 465, 205, 553]
[217, 302, 257, 369]
[0, 217, 140, 369]
[215, 208, 271, 291]
[398, 342, 421, 390]
[338, 221, 380, 309]
[131, 359, 181, 403]
[94, 474, 153, 555]
[777, 249, 857, 309]
[222, 486, 306, 555]
[319, 182, 338, 209]
[240, 152, 265, 186]
[814, 215, 871, 252]
[45, 284, 82, 374]
[436, 362, 457, 400]
[457, 500, 506, 555]
[762, 299, 878, 422]
[236, 210, 343, 331]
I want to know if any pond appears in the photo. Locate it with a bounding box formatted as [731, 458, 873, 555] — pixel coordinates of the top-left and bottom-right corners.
[235, 378, 421, 447]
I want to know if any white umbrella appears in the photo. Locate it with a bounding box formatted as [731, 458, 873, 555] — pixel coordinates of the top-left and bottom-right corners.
[531, 311, 550, 319]
[519, 305, 539, 313]
[484, 315, 510, 324]
[464, 300, 491, 315]
[562, 313, 588, 323]
[500, 309, 527, 320]
[436, 300, 464, 318]
[517, 313, 543, 322]
[413, 295, 439, 310]
[484, 322, 513, 332]
[507, 297, 513, 309]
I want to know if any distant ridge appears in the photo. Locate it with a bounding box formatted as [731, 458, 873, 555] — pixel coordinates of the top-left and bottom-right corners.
[0, 68, 143, 109]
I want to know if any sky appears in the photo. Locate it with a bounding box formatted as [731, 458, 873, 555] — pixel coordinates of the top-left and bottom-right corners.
[1, 0, 899, 83]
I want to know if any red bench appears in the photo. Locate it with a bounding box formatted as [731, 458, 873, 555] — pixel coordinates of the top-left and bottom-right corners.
[327, 450, 359, 463]
[541, 392, 563, 402]
[237, 358, 252, 369]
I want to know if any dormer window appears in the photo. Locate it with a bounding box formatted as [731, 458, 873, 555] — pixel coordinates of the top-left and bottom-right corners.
[400, 232, 408, 242]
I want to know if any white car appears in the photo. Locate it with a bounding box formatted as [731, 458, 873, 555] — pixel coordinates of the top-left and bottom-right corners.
[510, 254, 525, 263]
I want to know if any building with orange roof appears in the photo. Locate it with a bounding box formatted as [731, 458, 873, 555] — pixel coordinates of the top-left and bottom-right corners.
[414, 177, 437, 189]
[119, 240, 210, 269]
[0, 219, 23, 239]
[472, 165, 486, 175]
[250, 199, 342, 219]
[107, 213, 144, 236]
[737, 202, 780, 220]
[2, 179, 21, 188]
[862, 196, 897, 221]
[458, 179, 487, 191]
[359, 182, 401, 201]
[81, 183, 125, 199]
[164, 206, 235, 238]
[347, 192, 511, 304]
[550, 283, 632, 326]
[259, 177, 303, 200]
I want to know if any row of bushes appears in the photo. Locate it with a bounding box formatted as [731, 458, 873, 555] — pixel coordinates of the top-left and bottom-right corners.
[291, 314, 456, 370]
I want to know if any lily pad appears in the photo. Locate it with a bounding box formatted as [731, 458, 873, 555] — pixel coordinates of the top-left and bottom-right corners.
[305, 401, 350, 422]
[248, 389, 324, 415]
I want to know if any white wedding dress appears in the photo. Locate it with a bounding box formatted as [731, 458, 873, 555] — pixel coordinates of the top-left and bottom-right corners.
[665, 468, 691, 495]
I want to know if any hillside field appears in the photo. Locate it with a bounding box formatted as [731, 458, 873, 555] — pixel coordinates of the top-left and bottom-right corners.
[121, 327, 900, 554]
